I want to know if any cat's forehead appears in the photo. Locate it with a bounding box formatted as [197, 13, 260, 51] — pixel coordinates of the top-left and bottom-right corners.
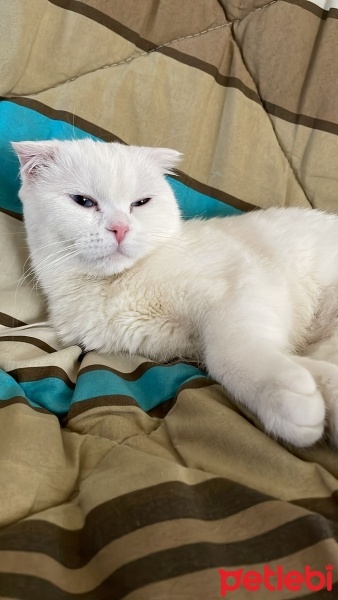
[60, 140, 162, 202]
[59, 140, 154, 181]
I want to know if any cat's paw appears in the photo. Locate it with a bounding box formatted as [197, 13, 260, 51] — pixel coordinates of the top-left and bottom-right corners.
[295, 357, 338, 447]
[258, 364, 325, 447]
[321, 379, 338, 447]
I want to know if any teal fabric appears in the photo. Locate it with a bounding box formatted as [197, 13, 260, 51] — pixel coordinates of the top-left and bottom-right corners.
[73, 364, 204, 411]
[17, 364, 204, 415]
[0, 371, 26, 401]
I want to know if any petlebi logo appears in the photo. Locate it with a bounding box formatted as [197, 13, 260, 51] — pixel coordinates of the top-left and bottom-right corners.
[219, 564, 334, 596]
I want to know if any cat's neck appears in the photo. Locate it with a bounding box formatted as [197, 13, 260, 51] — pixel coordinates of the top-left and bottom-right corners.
[31, 241, 148, 299]
[33, 253, 114, 291]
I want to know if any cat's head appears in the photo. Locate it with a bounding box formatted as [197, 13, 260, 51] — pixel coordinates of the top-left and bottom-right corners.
[12, 139, 182, 277]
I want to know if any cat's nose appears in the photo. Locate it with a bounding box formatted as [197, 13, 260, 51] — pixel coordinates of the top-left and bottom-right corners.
[107, 224, 129, 244]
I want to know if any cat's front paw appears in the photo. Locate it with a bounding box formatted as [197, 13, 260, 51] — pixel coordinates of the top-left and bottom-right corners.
[321, 378, 338, 447]
[258, 365, 325, 447]
[294, 357, 338, 448]
[311, 365, 338, 447]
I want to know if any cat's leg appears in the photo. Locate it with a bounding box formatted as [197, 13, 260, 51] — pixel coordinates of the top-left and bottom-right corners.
[300, 332, 338, 446]
[202, 308, 325, 447]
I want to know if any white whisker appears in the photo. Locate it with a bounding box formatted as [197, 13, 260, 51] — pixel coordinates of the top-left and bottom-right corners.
[12, 244, 78, 312]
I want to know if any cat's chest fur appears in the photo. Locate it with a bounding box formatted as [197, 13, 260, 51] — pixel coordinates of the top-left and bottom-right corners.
[49, 254, 204, 360]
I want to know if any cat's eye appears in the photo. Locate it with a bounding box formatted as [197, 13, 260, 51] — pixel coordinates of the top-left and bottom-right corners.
[130, 197, 151, 208]
[70, 194, 97, 208]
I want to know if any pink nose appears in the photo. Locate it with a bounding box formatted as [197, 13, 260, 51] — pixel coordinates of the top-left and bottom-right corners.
[107, 224, 129, 244]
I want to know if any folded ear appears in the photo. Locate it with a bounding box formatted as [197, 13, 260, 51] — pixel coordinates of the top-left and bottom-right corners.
[11, 141, 57, 177]
[147, 147, 183, 175]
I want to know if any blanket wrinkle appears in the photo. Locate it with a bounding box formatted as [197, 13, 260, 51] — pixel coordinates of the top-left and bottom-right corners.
[230, 23, 313, 206]
[3, 1, 277, 100]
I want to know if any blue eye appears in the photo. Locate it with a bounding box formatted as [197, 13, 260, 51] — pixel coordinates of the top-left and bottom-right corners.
[131, 197, 151, 208]
[70, 194, 97, 208]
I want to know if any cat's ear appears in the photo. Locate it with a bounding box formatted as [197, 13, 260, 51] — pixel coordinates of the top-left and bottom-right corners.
[147, 147, 182, 175]
[11, 141, 57, 178]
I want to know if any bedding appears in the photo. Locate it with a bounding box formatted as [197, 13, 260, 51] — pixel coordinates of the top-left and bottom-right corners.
[0, 1, 338, 598]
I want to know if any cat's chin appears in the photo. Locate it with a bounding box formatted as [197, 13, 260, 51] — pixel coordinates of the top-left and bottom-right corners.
[79, 239, 157, 277]
[81, 251, 138, 277]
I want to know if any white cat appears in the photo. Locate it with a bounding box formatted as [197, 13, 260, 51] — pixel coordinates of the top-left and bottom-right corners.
[11, 138, 338, 448]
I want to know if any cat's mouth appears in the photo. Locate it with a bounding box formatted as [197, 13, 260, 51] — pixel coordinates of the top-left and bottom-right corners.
[110, 244, 133, 258]
[76, 245, 135, 277]
[89, 244, 133, 263]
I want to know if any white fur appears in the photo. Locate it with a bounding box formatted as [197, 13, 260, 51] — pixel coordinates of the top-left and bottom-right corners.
[12, 138, 338, 448]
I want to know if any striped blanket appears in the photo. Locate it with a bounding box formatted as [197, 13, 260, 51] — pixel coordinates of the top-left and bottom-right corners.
[1, 1, 338, 598]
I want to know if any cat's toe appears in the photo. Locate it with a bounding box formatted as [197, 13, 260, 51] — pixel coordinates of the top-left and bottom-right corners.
[261, 387, 325, 448]
[322, 382, 338, 447]
[294, 358, 338, 448]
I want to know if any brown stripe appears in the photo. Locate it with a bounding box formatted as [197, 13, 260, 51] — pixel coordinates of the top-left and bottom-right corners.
[175, 376, 214, 394]
[0, 568, 336, 600]
[69, 528, 338, 596]
[233, 2, 338, 135]
[0, 206, 22, 220]
[0, 570, 336, 600]
[264, 100, 338, 137]
[147, 376, 216, 418]
[0, 576, 71, 600]
[48, 0, 158, 52]
[0, 312, 27, 328]
[298, 583, 338, 600]
[0, 96, 123, 144]
[0, 514, 336, 599]
[0, 505, 329, 594]
[0, 478, 288, 565]
[80, 361, 167, 379]
[3, 97, 253, 212]
[47, 0, 227, 49]
[8, 366, 75, 389]
[81, 533, 338, 597]
[156, 46, 260, 105]
[292, 491, 338, 524]
[80, 359, 201, 381]
[0, 336, 56, 354]
[147, 397, 175, 418]
[0, 397, 50, 415]
[63, 394, 139, 423]
[174, 169, 255, 212]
